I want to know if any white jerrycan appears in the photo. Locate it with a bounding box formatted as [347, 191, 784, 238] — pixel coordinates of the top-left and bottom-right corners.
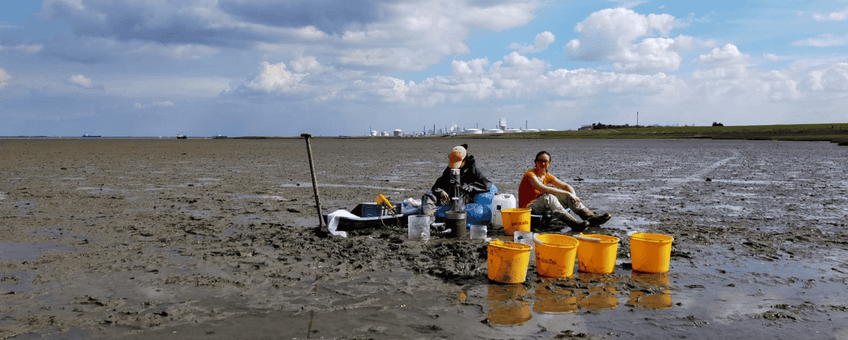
[491, 193, 517, 228]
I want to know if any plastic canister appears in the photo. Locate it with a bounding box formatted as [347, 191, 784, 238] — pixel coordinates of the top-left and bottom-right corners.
[491, 193, 516, 228]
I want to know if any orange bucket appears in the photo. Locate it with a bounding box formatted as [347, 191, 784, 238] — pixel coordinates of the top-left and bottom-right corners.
[629, 232, 673, 273]
[501, 208, 531, 236]
[534, 234, 579, 278]
[575, 234, 619, 274]
[487, 240, 531, 284]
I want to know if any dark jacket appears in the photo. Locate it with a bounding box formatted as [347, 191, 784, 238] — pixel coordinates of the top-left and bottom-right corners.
[431, 154, 492, 205]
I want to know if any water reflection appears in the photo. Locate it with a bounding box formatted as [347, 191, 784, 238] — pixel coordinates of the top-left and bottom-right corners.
[484, 272, 674, 324]
[626, 271, 673, 309]
[533, 278, 578, 313]
[486, 284, 532, 325]
[575, 273, 619, 310]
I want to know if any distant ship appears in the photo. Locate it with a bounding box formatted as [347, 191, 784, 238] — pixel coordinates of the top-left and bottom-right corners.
[213, 135, 227, 139]
[82, 134, 101, 138]
[176, 133, 187, 139]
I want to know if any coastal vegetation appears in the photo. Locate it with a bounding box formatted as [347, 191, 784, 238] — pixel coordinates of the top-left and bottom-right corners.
[473, 123, 848, 146]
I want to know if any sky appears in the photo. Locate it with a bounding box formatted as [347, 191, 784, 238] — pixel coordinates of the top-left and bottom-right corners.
[1, 0, 847, 137]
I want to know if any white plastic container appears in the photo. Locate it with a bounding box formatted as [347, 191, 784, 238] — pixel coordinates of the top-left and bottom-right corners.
[407, 215, 431, 241]
[470, 225, 487, 240]
[491, 193, 517, 228]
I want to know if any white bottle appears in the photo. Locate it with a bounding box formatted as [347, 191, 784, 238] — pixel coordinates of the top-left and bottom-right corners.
[491, 193, 516, 228]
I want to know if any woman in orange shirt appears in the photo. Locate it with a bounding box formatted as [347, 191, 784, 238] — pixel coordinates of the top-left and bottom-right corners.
[518, 151, 611, 232]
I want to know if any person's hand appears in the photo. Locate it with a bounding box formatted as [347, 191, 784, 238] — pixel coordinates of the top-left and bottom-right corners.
[437, 189, 449, 202]
[459, 183, 471, 194]
[570, 194, 582, 205]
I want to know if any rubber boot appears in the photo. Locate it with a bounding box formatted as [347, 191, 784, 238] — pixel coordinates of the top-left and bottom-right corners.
[554, 211, 589, 233]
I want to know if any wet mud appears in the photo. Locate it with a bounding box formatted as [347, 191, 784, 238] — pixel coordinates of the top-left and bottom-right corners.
[1, 138, 847, 339]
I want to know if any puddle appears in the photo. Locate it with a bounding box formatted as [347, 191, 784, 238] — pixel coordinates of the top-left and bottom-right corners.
[14, 201, 36, 209]
[604, 216, 657, 231]
[236, 215, 265, 223]
[197, 178, 221, 182]
[183, 210, 212, 218]
[76, 187, 117, 193]
[0, 271, 38, 294]
[31, 228, 90, 242]
[234, 194, 286, 201]
[0, 242, 76, 261]
[279, 183, 410, 191]
[0, 192, 5, 200]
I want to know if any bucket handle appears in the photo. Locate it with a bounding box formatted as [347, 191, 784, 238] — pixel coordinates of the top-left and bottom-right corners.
[573, 234, 603, 243]
[532, 233, 545, 245]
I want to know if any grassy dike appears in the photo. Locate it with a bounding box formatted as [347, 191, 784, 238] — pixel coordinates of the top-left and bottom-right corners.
[462, 123, 848, 146]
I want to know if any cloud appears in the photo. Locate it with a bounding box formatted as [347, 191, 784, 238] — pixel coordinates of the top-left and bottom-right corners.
[137, 43, 219, 59]
[812, 8, 848, 22]
[565, 7, 691, 71]
[0, 69, 11, 89]
[242, 61, 307, 93]
[66, 74, 103, 89]
[510, 31, 555, 54]
[134, 100, 175, 109]
[0, 21, 22, 29]
[218, 0, 392, 35]
[792, 33, 848, 47]
[0, 44, 44, 53]
[807, 62, 848, 92]
[38, 0, 539, 71]
[697, 44, 749, 66]
[693, 44, 799, 101]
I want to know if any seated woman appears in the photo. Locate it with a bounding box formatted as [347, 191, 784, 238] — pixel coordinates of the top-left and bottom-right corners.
[518, 150, 611, 232]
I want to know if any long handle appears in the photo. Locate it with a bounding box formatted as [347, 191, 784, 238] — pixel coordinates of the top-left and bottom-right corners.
[573, 234, 602, 243]
[301, 133, 326, 230]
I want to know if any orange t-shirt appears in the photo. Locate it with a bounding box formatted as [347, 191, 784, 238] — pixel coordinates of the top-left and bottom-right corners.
[518, 169, 555, 208]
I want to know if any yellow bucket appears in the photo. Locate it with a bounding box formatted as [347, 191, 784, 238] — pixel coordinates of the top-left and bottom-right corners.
[487, 240, 531, 284]
[501, 208, 531, 236]
[630, 232, 674, 273]
[576, 234, 619, 274]
[534, 234, 579, 278]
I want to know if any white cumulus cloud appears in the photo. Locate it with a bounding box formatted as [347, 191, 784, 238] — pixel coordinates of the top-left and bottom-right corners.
[510, 31, 556, 54]
[245, 61, 300, 93]
[566, 7, 690, 71]
[66, 74, 103, 89]
[697, 44, 749, 66]
[0, 69, 11, 89]
[692, 44, 799, 101]
[807, 62, 848, 92]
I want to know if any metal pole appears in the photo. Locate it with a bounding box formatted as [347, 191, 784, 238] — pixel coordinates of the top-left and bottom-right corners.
[301, 133, 326, 231]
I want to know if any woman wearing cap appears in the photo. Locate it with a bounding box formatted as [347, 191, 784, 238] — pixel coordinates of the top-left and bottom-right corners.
[430, 144, 492, 206]
[518, 150, 611, 232]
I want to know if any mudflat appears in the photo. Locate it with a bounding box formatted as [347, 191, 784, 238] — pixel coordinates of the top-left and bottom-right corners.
[1, 138, 847, 339]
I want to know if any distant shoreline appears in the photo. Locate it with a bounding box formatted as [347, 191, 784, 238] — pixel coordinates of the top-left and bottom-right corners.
[4, 123, 846, 145]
